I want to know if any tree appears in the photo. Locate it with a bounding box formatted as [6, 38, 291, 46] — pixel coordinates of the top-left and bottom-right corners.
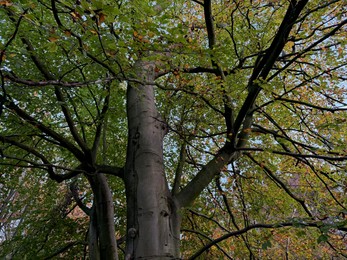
[1, 0, 347, 258]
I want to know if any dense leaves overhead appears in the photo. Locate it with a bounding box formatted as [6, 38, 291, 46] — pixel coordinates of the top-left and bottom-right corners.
[1, 0, 347, 258]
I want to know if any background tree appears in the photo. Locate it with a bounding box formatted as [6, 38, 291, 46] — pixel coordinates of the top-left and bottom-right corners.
[1, 0, 347, 259]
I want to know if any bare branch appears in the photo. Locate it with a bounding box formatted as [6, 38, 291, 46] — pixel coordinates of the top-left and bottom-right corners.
[188, 220, 344, 259]
[181, 228, 232, 259]
[4, 73, 119, 88]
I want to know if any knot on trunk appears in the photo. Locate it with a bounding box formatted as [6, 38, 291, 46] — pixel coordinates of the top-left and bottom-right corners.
[128, 227, 137, 238]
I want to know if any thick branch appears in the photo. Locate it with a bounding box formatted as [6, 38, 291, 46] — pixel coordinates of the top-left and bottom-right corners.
[175, 148, 239, 207]
[70, 181, 92, 216]
[96, 164, 124, 179]
[269, 18, 347, 81]
[203, 0, 215, 48]
[231, 0, 309, 146]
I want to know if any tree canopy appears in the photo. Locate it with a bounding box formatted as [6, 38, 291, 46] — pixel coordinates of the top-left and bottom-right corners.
[1, 0, 347, 259]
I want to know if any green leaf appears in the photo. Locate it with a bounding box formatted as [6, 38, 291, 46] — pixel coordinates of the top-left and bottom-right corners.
[262, 240, 272, 250]
[47, 42, 58, 53]
[317, 234, 328, 244]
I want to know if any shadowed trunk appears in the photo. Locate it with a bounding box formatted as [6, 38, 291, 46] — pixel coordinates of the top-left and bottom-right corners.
[124, 59, 181, 259]
[88, 205, 100, 260]
[87, 173, 118, 260]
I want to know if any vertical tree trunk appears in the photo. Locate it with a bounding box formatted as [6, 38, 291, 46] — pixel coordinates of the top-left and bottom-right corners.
[88, 173, 118, 260]
[88, 205, 100, 260]
[125, 60, 181, 259]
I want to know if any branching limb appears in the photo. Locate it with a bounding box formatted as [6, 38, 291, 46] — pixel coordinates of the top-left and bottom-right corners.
[188, 209, 230, 233]
[188, 220, 345, 259]
[0, 135, 81, 182]
[175, 147, 239, 207]
[181, 228, 232, 259]
[215, 176, 256, 258]
[70, 181, 92, 216]
[4, 98, 85, 161]
[231, 0, 309, 147]
[4, 73, 119, 87]
[17, 35, 90, 156]
[203, 0, 234, 141]
[245, 152, 313, 217]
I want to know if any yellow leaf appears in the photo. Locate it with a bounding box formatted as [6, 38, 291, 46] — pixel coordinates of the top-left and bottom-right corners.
[286, 41, 294, 49]
[70, 11, 81, 20]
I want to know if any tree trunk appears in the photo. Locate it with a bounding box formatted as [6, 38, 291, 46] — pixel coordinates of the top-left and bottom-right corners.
[87, 173, 118, 260]
[125, 59, 181, 259]
[88, 205, 100, 260]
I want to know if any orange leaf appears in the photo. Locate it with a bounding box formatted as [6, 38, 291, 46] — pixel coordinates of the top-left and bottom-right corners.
[0, 1, 12, 6]
[48, 37, 58, 42]
[98, 13, 106, 25]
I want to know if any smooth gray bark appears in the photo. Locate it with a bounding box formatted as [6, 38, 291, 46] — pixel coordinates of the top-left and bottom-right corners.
[88, 173, 118, 260]
[125, 59, 181, 259]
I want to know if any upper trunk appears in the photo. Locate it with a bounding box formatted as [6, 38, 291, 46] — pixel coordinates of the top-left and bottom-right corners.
[124, 59, 181, 259]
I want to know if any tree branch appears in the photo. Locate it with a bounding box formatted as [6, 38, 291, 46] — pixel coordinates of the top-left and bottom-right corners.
[4, 73, 119, 87]
[171, 141, 188, 195]
[231, 0, 309, 146]
[96, 164, 124, 179]
[245, 152, 313, 217]
[181, 228, 232, 259]
[70, 181, 92, 216]
[19, 36, 90, 156]
[91, 85, 111, 161]
[175, 147, 239, 207]
[188, 220, 340, 259]
[4, 99, 85, 161]
[0, 135, 81, 182]
[43, 241, 86, 260]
